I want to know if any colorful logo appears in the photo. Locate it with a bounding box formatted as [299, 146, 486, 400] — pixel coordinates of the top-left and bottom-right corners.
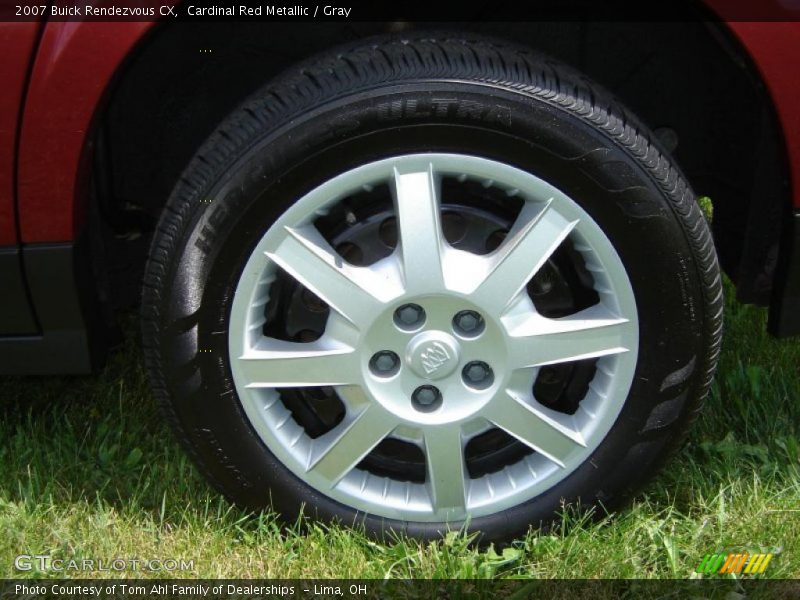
[696, 552, 774, 575]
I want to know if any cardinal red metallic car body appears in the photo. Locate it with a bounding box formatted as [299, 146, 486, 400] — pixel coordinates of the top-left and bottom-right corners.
[17, 21, 156, 243]
[0, 7, 798, 374]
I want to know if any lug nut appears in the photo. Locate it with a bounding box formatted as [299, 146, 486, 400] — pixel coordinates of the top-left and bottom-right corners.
[462, 361, 494, 389]
[394, 303, 425, 330]
[412, 385, 441, 410]
[301, 288, 327, 313]
[453, 310, 485, 337]
[369, 350, 400, 376]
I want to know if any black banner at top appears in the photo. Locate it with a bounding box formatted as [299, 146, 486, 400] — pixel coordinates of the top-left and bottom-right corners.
[3, 0, 800, 22]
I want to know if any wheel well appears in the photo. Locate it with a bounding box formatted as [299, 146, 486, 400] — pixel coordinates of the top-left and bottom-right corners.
[90, 19, 790, 310]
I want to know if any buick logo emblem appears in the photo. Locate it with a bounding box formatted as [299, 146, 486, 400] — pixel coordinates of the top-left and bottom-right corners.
[407, 332, 460, 380]
[419, 342, 451, 375]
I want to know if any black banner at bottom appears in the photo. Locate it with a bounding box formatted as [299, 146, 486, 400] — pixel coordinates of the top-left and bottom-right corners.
[2, 579, 800, 600]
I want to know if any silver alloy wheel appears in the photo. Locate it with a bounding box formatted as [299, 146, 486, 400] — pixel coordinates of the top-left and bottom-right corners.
[228, 153, 639, 523]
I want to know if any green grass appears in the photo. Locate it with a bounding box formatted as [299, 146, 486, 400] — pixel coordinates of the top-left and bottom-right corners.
[1, 278, 798, 580]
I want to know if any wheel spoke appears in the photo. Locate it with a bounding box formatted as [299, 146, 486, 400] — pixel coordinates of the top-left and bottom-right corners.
[507, 304, 635, 368]
[424, 425, 467, 515]
[471, 200, 577, 312]
[487, 390, 586, 467]
[265, 225, 396, 325]
[307, 404, 397, 486]
[391, 165, 446, 293]
[238, 340, 358, 387]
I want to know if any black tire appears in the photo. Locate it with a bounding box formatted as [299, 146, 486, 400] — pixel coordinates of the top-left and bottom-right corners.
[141, 33, 723, 543]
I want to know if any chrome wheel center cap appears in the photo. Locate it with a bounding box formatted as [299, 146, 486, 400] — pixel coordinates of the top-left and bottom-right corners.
[406, 331, 460, 380]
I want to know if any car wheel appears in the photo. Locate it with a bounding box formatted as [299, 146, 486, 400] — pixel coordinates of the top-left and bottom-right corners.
[141, 34, 722, 542]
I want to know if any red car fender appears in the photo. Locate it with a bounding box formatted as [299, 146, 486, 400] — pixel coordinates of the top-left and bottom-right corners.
[17, 21, 156, 242]
[723, 21, 800, 205]
[0, 23, 40, 245]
